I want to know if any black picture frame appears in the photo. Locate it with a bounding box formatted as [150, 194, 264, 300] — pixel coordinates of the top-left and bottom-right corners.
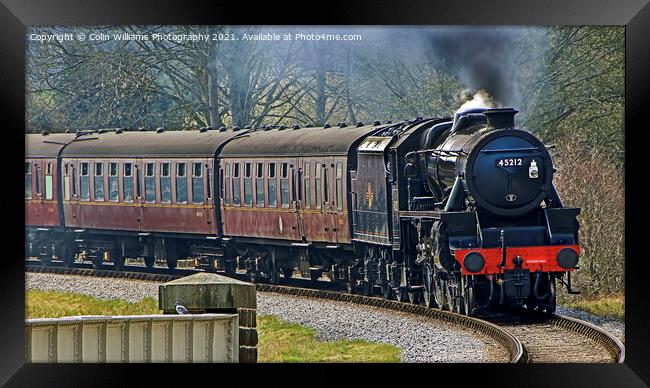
[2, 0, 648, 386]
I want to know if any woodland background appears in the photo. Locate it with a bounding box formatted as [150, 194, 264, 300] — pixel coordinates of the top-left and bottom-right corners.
[25, 26, 624, 299]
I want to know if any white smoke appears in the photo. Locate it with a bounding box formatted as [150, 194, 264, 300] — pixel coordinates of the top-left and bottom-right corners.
[457, 89, 498, 112]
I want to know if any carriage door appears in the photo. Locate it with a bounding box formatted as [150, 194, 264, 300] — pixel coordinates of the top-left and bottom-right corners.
[64, 161, 78, 225]
[134, 159, 145, 232]
[69, 161, 82, 226]
[291, 160, 306, 240]
[31, 161, 44, 223]
[323, 157, 339, 243]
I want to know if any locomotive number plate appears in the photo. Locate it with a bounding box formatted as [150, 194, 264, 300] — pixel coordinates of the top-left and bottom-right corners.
[496, 157, 529, 167]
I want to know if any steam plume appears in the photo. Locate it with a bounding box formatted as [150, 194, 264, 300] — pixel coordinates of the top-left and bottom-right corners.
[458, 89, 497, 111]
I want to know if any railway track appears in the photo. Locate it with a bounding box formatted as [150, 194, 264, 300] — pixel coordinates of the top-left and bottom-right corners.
[25, 262, 623, 363]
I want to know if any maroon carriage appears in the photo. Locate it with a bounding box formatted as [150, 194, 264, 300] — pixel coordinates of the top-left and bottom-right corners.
[57, 128, 243, 269]
[217, 123, 381, 281]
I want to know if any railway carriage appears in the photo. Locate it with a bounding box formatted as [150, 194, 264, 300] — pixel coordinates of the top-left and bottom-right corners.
[25, 133, 76, 264]
[216, 123, 382, 281]
[30, 128, 245, 269]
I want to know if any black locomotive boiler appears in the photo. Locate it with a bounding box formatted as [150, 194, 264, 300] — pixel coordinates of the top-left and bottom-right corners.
[25, 107, 580, 316]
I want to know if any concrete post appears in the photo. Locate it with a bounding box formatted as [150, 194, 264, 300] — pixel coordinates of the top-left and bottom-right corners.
[159, 273, 257, 363]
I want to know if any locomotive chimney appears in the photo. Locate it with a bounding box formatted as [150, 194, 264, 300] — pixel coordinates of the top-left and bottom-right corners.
[484, 108, 518, 129]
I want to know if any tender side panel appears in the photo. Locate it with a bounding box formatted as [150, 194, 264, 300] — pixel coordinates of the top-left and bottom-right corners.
[351, 152, 391, 245]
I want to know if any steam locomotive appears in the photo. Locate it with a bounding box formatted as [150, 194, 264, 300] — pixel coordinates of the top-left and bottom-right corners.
[25, 107, 580, 316]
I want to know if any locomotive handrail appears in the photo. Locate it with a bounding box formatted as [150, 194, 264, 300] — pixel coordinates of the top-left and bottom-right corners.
[479, 147, 540, 153]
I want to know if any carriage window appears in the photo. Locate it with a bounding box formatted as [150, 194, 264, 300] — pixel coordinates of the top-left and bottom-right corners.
[123, 162, 133, 202]
[63, 163, 71, 201]
[135, 165, 141, 198]
[323, 165, 330, 203]
[207, 167, 213, 200]
[280, 162, 289, 207]
[25, 162, 32, 199]
[145, 162, 156, 203]
[268, 162, 276, 207]
[315, 164, 321, 209]
[72, 164, 77, 197]
[34, 165, 42, 196]
[176, 162, 187, 204]
[243, 162, 252, 206]
[223, 162, 231, 205]
[44, 162, 53, 200]
[160, 162, 171, 203]
[94, 162, 104, 201]
[80, 162, 89, 201]
[304, 162, 311, 208]
[192, 162, 204, 204]
[232, 162, 241, 206]
[256, 162, 264, 207]
[336, 162, 343, 210]
[109, 162, 119, 202]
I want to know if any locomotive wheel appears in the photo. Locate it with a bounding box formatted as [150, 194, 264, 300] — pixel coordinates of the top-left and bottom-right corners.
[363, 281, 374, 296]
[545, 277, 557, 315]
[346, 281, 355, 294]
[456, 294, 466, 315]
[408, 290, 422, 305]
[437, 278, 451, 311]
[395, 287, 408, 302]
[463, 278, 476, 316]
[310, 270, 321, 281]
[381, 281, 393, 300]
[422, 264, 438, 308]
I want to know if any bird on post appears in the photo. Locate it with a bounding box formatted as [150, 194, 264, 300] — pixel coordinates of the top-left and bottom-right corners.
[175, 301, 190, 315]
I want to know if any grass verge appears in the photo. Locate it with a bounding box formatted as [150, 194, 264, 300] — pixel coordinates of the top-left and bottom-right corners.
[562, 293, 624, 321]
[26, 289, 159, 318]
[26, 290, 401, 362]
[257, 315, 400, 362]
